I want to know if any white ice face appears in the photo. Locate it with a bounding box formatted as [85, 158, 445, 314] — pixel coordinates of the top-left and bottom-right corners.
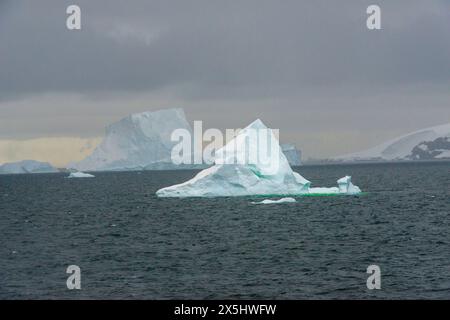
[70, 108, 195, 172]
[214, 119, 285, 177]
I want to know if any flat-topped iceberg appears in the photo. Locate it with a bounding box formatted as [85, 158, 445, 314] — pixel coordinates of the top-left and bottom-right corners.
[70, 108, 199, 172]
[156, 119, 362, 198]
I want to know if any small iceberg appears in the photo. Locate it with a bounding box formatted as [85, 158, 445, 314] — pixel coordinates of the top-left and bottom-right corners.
[67, 171, 95, 178]
[337, 175, 361, 194]
[252, 197, 297, 204]
[307, 176, 362, 195]
[156, 119, 362, 198]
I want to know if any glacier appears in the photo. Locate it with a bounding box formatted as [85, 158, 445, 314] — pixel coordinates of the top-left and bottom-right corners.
[0, 160, 58, 175]
[70, 108, 199, 172]
[334, 122, 450, 161]
[156, 119, 361, 198]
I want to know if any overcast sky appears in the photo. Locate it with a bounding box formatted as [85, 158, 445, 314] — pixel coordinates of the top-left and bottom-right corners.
[1, 0, 450, 165]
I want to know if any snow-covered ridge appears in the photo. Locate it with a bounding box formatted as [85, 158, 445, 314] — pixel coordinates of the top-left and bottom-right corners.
[334, 123, 450, 161]
[409, 136, 450, 160]
[0, 160, 58, 175]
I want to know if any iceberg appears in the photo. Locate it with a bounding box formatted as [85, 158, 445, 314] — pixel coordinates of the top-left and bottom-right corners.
[308, 176, 361, 195]
[156, 119, 362, 198]
[67, 171, 95, 178]
[70, 108, 199, 172]
[281, 143, 302, 166]
[337, 175, 361, 194]
[252, 197, 297, 204]
[0, 160, 58, 175]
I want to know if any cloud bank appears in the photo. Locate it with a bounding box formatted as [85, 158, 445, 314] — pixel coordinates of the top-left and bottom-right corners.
[1, 0, 449, 163]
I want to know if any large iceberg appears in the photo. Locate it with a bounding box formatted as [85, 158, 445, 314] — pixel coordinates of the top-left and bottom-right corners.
[0, 160, 58, 175]
[156, 119, 361, 197]
[70, 108, 200, 172]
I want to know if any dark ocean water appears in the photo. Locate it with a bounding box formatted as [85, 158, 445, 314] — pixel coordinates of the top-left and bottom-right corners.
[0, 162, 449, 299]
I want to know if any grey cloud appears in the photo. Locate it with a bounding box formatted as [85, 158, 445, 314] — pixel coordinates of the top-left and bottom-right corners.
[1, 0, 450, 100]
[0, 0, 449, 158]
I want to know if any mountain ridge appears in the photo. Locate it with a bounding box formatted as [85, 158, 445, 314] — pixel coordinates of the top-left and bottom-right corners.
[334, 122, 450, 162]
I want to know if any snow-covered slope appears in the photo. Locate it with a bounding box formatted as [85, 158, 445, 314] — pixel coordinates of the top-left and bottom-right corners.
[156, 119, 361, 197]
[335, 123, 450, 161]
[281, 143, 302, 166]
[0, 160, 58, 174]
[70, 108, 196, 171]
[409, 136, 450, 160]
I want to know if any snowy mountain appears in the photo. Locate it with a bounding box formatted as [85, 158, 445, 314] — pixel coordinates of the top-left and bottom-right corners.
[281, 143, 302, 166]
[70, 108, 197, 172]
[334, 123, 450, 162]
[409, 136, 450, 160]
[0, 160, 58, 174]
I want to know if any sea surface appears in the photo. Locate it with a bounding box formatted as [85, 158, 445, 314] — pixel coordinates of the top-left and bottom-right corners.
[0, 162, 449, 299]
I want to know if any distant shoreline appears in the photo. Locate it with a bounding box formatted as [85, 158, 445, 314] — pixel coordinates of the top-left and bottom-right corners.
[301, 159, 450, 166]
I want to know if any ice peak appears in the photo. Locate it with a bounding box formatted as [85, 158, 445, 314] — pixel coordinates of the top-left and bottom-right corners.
[213, 118, 286, 177]
[131, 107, 185, 119]
[245, 118, 268, 130]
